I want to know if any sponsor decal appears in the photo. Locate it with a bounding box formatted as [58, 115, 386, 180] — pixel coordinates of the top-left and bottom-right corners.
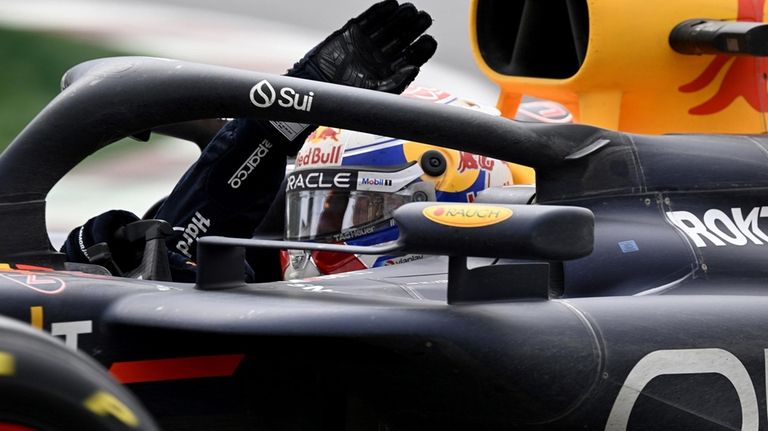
[270, 121, 308, 141]
[458, 151, 495, 173]
[402, 86, 453, 103]
[0, 272, 66, 295]
[666, 206, 768, 247]
[249, 79, 314, 112]
[78, 225, 90, 260]
[175, 211, 211, 258]
[679, 0, 768, 115]
[286, 171, 353, 192]
[249, 80, 276, 108]
[228, 139, 272, 189]
[296, 145, 342, 168]
[295, 127, 343, 169]
[422, 205, 513, 228]
[384, 255, 424, 266]
[307, 127, 340, 143]
[516, 101, 574, 123]
[358, 177, 393, 187]
[27, 306, 92, 350]
[607, 348, 759, 430]
[333, 224, 377, 242]
[404, 143, 512, 193]
[51, 320, 92, 349]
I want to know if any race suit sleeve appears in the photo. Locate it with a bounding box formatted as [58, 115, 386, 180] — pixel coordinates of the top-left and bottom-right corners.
[59, 1, 436, 282]
[153, 0, 437, 280]
[152, 118, 313, 271]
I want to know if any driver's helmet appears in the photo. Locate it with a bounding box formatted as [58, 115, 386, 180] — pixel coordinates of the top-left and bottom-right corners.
[281, 86, 532, 279]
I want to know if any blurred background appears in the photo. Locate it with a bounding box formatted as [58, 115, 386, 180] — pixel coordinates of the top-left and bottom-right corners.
[0, 0, 496, 241]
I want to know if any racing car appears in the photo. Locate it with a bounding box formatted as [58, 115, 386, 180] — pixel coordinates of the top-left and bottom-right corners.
[2, 1, 768, 431]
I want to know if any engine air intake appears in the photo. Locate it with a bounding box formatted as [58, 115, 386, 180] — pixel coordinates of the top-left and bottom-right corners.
[475, 0, 589, 79]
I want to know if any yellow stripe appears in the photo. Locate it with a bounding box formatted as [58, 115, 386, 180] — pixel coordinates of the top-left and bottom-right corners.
[83, 390, 139, 428]
[30, 306, 43, 329]
[0, 264, 10, 270]
[0, 352, 15, 376]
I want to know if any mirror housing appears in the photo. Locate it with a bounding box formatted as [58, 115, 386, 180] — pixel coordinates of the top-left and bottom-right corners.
[394, 202, 593, 261]
[197, 202, 595, 302]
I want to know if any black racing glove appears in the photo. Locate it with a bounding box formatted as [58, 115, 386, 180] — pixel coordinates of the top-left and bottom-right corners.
[61, 210, 142, 275]
[151, 1, 438, 282]
[287, 0, 437, 94]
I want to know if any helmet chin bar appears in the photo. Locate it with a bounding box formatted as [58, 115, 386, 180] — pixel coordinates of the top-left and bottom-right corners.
[283, 249, 322, 280]
[196, 202, 594, 304]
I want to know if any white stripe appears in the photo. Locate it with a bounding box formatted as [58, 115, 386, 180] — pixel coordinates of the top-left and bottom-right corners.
[632, 271, 694, 296]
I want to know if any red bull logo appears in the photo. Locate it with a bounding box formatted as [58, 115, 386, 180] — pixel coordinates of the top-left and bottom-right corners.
[515, 101, 574, 123]
[296, 127, 344, 169]
[402, 142, 513, 193]
[402, 86, 453, 103]
[306, 127, 340, 143]
[457, 152, 495, 173]
[295, 145, 343, 168]
[680, 0, 768, 115]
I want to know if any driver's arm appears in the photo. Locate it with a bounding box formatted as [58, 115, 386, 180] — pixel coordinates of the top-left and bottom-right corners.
[62, 0, 436, 281]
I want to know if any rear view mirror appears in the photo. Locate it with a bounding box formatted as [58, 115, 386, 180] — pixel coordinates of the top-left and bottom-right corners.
[393, 202, 594, 261]
[196, 202, 595, 302]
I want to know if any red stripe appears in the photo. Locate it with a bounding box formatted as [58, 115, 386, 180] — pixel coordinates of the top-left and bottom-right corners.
[13, 264, 53, 272]
[109, 354, 244, 384]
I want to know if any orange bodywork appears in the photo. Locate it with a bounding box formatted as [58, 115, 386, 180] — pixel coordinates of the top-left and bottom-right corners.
[470, 0, 768, 134]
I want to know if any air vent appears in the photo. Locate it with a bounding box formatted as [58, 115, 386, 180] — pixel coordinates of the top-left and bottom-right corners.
[476, 0, 589, 79]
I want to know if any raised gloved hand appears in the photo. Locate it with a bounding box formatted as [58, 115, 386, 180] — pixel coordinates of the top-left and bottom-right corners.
[287, 0, 437, 94]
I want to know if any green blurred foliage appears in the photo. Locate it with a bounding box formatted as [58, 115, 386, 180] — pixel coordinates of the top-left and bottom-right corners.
[0, 28, 126, 149]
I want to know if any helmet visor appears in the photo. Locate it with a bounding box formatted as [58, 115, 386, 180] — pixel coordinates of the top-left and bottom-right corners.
[285, 189, 412, 242]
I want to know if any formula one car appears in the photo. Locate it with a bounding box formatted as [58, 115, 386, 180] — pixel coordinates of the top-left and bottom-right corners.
[2, 1, 768, 430]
